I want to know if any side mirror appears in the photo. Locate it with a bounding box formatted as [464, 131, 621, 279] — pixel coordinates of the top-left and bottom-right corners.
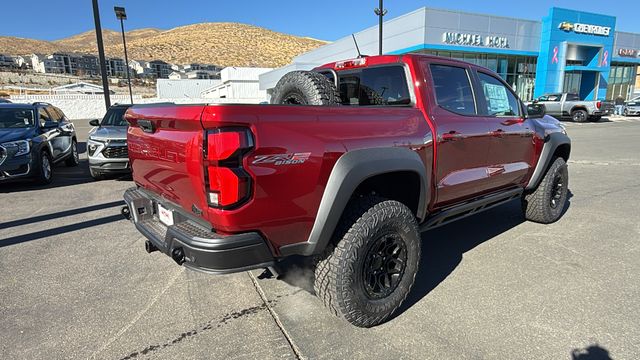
[526, 103, 546, 119]
[89, 119, 100, 127]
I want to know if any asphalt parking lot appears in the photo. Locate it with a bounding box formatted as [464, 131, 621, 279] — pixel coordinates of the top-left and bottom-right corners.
[1, 116, 639, 360]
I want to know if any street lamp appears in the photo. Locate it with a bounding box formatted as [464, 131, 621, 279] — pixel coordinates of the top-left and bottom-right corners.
[92, 0, 111, 110]
[374, 0, 387, 56]
[115, 6, 134, 104]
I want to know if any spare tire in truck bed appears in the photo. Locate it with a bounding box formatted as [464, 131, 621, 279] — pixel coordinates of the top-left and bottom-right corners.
[270, 71, 340, 106]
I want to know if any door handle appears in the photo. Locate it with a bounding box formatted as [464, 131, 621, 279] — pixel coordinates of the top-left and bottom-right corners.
[441, 131, 463, 142]
[490, 129, 505, 137]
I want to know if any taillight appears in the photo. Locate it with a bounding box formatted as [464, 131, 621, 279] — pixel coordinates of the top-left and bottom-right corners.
[596, 101, 602, 109]
[335, 57, 367, 69]
[204, 128, 254, 209]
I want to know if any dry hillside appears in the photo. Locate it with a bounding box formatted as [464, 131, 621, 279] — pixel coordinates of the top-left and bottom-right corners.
[0, 23, 327, 67]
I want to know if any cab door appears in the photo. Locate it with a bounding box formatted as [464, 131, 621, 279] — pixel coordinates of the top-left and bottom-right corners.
[424, 62, 494, 207]
[474, 70, 535, 190]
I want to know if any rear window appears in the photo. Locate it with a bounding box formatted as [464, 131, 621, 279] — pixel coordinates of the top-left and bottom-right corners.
[101, 107, 128, 126]
[336, 66, 411, 106]
[429, 64, 476, 115]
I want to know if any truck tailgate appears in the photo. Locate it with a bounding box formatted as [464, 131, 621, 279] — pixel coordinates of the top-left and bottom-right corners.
[126, 105, 209, 221]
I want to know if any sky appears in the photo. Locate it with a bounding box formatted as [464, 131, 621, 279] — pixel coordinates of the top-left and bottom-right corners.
[0, 0, 638, 41]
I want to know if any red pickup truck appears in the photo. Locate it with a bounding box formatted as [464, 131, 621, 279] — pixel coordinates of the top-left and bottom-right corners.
[123, 54, 570, 327]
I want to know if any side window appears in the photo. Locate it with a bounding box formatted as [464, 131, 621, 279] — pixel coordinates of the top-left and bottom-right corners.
[429, 64, 476, 115]
[45, 106, 62, 123]
[336, 66, 411, 106]
[477, 72, 521, 117]
[38, 108, 51, 127]
[566, 94, 580, 101]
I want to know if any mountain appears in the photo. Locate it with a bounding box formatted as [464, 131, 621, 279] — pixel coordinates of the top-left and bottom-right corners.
[0, 23, 327, 68]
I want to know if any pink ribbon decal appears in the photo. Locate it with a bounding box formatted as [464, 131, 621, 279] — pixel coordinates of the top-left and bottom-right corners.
[601, 50, 609, 66]
[552, 46, 559, 64]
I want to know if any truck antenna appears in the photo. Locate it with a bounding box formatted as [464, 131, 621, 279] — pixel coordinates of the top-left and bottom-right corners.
[352, 34, 366, 58]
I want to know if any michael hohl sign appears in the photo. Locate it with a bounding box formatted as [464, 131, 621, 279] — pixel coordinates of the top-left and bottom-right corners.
[442, 32, 509, 48]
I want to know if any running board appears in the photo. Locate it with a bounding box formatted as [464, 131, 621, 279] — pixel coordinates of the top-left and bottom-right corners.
[420, 188, 523, 232]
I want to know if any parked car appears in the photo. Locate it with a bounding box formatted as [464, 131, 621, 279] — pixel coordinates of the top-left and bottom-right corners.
[532, 93, 613, 122]
[624, 101, 640, 116]
[87, 104, 132, 180]
[0, 102, 78, 184]
[122, 54, 570, 327]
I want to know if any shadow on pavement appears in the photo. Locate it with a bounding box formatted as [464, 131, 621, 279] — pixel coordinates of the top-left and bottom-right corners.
[0, 200, 125, 230]
[571, 344, 612, 360]
[0, 214, 125, 248]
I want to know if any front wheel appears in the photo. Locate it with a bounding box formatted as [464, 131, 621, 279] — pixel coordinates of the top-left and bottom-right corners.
[313, 195, 421, 327]
[35, 151, 53, 185]
[522, 157, 569, 224]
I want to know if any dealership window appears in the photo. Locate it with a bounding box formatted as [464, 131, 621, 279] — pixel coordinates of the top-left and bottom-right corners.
[607, 63, 637, 100]
[417, 50, 537, 101]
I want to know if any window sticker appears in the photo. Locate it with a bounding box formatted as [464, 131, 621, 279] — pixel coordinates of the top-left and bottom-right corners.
[483, 83, 510, 114]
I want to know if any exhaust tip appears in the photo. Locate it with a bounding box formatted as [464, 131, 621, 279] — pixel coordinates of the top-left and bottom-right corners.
[121, 206, 131, 220]
[145, 240, 158, 253]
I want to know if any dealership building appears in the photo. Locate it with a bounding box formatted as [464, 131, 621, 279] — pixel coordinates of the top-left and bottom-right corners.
[260, 7, 640, 101]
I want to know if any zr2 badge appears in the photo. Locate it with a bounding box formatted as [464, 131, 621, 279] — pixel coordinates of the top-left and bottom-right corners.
[252, 152, 311, 166]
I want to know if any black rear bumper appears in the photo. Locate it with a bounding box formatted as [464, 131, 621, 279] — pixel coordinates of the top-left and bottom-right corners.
[123, 187, 274, 274]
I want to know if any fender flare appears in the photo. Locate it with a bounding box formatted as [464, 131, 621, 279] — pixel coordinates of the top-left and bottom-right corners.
[279, 147, 430, 257]
[526, 132, 571, 191]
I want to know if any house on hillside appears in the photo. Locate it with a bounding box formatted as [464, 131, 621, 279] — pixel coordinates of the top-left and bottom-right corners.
[200, 67, 272, 103]
[0, 54, 16, 68]
[106, 58, 126, 78]
[168, 71, 186, 80]
[52, 82, 114, 95]
[30, 54, 65, 74]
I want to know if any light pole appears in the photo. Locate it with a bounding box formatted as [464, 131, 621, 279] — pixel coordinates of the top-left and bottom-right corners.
[374, 0, 387, 55]
[92, 0, 111, 110]
[115, 6, 134, 104]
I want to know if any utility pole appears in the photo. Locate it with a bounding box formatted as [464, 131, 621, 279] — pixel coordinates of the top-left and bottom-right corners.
[115, 6, 134, 104]
[374, 0, 387, 55]
[92, 0, 111, 110]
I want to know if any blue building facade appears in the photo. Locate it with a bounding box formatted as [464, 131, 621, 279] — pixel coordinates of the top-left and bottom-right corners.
[261, 7, 640, 102]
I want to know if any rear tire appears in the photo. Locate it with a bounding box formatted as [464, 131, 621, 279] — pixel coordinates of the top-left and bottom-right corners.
[65, 139, 79, 167]
[313, 195, 421, 327]
[571, 109, 588, 123]
[522, 157, 569, 224]
[270, 71, 340, 106]
[35, 151, 53, 185]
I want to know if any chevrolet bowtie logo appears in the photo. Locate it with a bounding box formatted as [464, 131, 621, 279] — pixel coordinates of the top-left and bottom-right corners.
[558, 22, 574, 31]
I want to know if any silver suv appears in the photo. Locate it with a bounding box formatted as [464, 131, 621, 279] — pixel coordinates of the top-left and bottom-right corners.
[87, 104, 131, 180]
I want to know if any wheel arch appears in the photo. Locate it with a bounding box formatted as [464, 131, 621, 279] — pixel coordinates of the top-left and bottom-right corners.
[278, 147, 430, 257]
[526, 132, 571, 190]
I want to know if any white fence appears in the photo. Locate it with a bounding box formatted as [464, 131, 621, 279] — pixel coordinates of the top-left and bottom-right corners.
[9, 94, 142, 119]
[7, 94, 259, 119]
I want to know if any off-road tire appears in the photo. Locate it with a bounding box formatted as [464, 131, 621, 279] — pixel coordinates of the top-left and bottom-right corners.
[89, 167, 105, 181]
[270, 71, 340, 106]
[522, 157, 569, 224]
[313, 195, 421, 327]
[65, 139, 79, 167]
[35, 150, 53, 185]
[571, 109, 588, 123]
